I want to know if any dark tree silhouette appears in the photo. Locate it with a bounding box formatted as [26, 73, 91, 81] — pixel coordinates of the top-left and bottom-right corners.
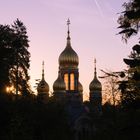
[0, 19, 31, 95]
[118, 0, 140, 41]
[119, 43, 140, 109]
[0, 25, 14, 93]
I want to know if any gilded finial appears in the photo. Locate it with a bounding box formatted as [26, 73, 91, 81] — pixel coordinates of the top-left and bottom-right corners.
[42, 61, 45, 80]
[67, 18, 70, 30]
[94, 58, 96, 68]
[94, 58, 97, 77]
[67, 18, 70, 39]
[66, 18, 71, 46]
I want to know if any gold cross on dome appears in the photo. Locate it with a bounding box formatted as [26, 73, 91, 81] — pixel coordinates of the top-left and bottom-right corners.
[94, 58, 96, 65]
[67, 18, 70, 26]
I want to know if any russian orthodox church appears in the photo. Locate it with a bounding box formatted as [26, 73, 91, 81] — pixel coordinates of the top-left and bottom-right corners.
[37, 19, 102, 139]
[37, 19, 102, 107]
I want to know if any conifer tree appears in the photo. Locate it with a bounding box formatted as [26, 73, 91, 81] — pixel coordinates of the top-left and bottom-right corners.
[118, 0, 140, 41]
[0, 25, 14, 93]
[11, 19, 31, 95]
[119, 43, 140, 108]
[0, 19, 31, 95]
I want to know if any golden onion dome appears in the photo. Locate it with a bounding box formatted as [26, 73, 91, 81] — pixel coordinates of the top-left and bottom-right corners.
[89, 59, 102, 92]
[78, 81, 83, 92]
[59, 45, 79, 68]
[89, 77, 102, 92]
[37, 79, 49, 93]
[37, 61, 49, 94]
[53, 73, 66, 93]
[59, 19, 79, 69]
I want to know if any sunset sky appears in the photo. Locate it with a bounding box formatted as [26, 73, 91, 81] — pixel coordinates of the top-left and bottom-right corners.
[0, 0, 138, 98]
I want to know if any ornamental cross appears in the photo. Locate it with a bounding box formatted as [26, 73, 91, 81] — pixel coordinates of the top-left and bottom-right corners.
[42, 61, 44, 79]
[94, 58, 97, 72]
[67, 18, 70, 30]
[67, 18, 70, 26]
[94, 58, 96, 65]
[42, 61, 44, 70]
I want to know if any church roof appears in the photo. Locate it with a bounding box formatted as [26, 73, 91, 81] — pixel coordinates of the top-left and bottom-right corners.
[53, 72, 66, 93]
[37, 61, 49, 94]
[59, 19, 79, 69]
[89, 59, 102, 91]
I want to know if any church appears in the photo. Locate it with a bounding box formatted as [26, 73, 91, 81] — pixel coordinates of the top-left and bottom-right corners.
[36, 19, 102, 140]
[37, 19, 102, 109]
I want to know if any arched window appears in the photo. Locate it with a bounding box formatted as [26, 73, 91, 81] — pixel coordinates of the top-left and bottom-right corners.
[64, 74, 69, 90]
[70, 73, 74, 90]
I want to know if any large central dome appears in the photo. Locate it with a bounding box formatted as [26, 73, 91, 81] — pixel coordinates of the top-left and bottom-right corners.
[59, 19, 79, 69]
[59, 42, 79, 68]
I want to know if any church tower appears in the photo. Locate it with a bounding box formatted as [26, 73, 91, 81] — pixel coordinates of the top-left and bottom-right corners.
[89, 59, 102, 114]
[58, 19, 83, 103]
[37, 61, 49, 103]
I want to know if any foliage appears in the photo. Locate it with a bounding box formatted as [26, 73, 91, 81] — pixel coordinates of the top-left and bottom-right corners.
[100, 70, 121, 106]
[0, 25, 14, 92]
[117, 1, 140, 138]
[0, 19, 30, 95]
[0, 94, 72, 140]
[118, 0, 140, 41]
[101, 103, 140, 140]
[0, 90, 140, 140]
[119, 43, 140, 109]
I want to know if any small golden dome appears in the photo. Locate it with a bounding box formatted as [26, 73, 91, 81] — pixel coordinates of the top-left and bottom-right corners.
[37, 61, 49, 94]
[37, 79, 49, 93]
[89, 77, 102, 92]
[53, 73, 66, 93]
[78, 81, 83, 92]
[89, 58, 102, 92]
